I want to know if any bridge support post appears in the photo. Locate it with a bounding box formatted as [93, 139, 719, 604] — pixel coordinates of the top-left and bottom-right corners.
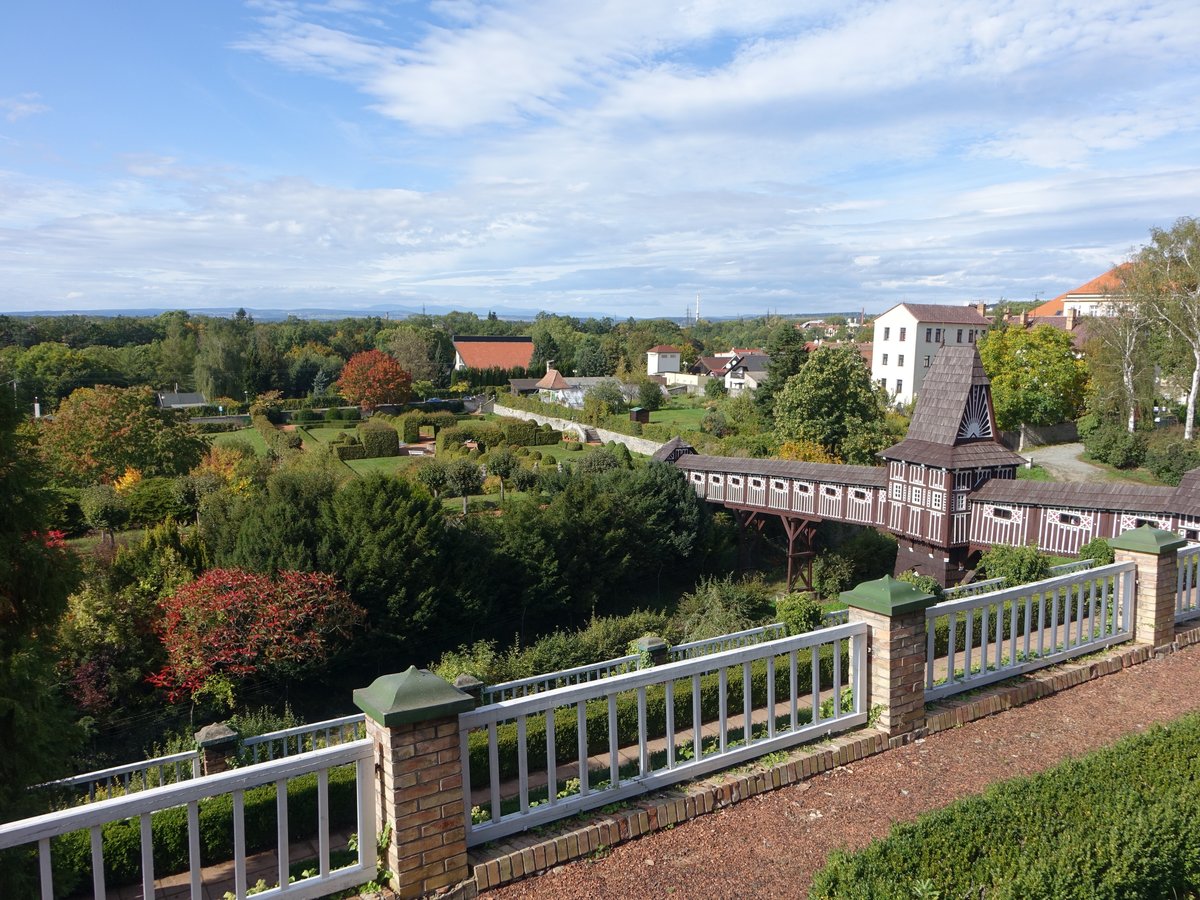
[354, 667, 477, 898]
[1110, 525, 1187, 650]
[781, 516, 817, 593]
[842, 577, 937, 743]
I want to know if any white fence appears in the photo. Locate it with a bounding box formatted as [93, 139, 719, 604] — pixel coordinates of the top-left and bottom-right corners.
[0, 741, 377, 900]
[41, 750, 202, 804]
[667, 623, 787, 661]
[482, 655, 641, 704]
[459, 622, 868, 847]
[1177, 544, 1200, 623]
[242, 714, 366, 764]
[941, 559, 1096, 603]
[924, 561, 1135, 701]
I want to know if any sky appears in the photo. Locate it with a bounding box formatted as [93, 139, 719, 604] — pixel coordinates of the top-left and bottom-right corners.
[1, 0, 1199, 320]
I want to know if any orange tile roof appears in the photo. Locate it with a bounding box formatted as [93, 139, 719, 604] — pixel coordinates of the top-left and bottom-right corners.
[535, 368, 570, 390]
[453, 336, 535, 370]
[1031, 264, 1131, 316]
[648, 345, 680, 353]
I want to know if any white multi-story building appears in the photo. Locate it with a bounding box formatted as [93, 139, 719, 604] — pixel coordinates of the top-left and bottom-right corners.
[646, 345, 682, 375]
[870, 303, 990, 405]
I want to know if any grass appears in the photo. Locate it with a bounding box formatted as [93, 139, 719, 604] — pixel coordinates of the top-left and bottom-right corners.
[66, 528, 149, 553]
[210, 427, 268, 456]
[1016, 463, 1053, 481]
[650, 405, 708, 429]
[299, 426, 355, 444]
[1079, 454, 1170, 486]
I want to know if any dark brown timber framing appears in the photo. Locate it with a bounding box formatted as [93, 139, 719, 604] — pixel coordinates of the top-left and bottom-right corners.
[669, 346, 1200, 586]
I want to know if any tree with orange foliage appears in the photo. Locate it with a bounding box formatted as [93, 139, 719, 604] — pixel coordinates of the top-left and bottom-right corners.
[336, 350, 412, 409]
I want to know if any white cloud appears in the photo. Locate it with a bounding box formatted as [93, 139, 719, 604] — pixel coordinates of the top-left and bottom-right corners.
[0, 93, 49, 123]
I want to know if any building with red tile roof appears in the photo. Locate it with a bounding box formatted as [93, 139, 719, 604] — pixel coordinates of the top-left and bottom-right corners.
[1030, 264, 1131, 317]
[452, 335, 535, 371]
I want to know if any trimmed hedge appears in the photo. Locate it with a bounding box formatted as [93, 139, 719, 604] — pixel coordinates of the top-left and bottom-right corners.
[358, 420, 399, 458]
[498, 419, 563, 447]
[252, 414, 302, 454]
[436, 422, 505, 455]
[468, 647, 845, 788]
[323, 407, 361, 422]
[45, 764, 359, 893]
[811, 712, 1200, 899]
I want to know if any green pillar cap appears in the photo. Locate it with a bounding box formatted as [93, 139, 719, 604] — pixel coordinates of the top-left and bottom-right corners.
[194, 722, 239, 748]
[1109, 524, 1187, 556]
[840, 575, 937, 616]
[353, 666, 476, 727]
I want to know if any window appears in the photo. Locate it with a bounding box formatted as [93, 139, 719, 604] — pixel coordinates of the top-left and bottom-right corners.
[882, 353, 888, 365]
[931, 491, 945, 511]
[968, 329, 976, 343]
[891, 483, 903, 500]
[990, 507, 1013, 521]
[883, 327, 891, 340]
[911, 487, 924, 505]
[852, 489, 868, 501]
[957, 328, 963, 342]
[899, 327, 907, 341]
[823, 486, 838, 497]
[895, 379, 903, 394]
[898, 354, 905, 367]
[795, 483, 812, 494]
[935, 328, 943, 342]
[925, 327, 932, 341]
[1058, 513, 1082, 527]
[923, 355, 930, 368]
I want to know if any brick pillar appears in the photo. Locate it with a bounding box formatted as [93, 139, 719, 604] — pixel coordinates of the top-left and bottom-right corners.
[354, 666, 477, 898]
[842, 576, 936, 740]
[193, 723, 239, 775]
[1110, 525, 1187, 650]
[633, 634, 669, 667]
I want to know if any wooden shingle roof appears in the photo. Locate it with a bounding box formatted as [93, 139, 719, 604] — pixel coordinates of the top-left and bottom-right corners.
[971, 479, 1177, 514]
[881, 346, 1023, 469]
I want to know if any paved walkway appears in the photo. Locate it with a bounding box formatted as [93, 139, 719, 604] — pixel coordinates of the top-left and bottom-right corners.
[486, 635, 1200, 899]
[1023, 442, 1109, 482]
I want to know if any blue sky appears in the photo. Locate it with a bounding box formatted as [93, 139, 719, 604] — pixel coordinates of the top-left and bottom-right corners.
[2, 0, 1199, 319]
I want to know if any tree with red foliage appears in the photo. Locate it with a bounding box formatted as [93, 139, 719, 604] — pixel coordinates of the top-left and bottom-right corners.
[149, 568, 364, 704]
[336, 349, 412, 409]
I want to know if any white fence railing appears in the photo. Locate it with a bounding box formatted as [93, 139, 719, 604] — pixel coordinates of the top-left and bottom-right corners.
[924, 561, 1135, 701]
[242, 714, 366, 763]
[1177, 544, 1200, 623]
[40, 750, 202, 804]
[667, 623, 787, 661]
[482, 654, 641, 704]
[941, 559, 1098, 603]
[459, 621, 868, 847]
[0, 741, 377, 900]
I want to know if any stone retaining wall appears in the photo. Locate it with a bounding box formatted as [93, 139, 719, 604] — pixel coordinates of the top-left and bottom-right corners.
[492, 403, 666, 457]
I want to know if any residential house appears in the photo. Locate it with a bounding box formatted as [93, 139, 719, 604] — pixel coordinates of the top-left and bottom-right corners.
[646, 345, 682, 375]
[156, 390, 208, 409]
[870, 303, 990, 405]
[533, 368, 641, 409]
[452, 335, 535, 371]
[724, 352, 771, 396]
[1030, 265, 1130, 318]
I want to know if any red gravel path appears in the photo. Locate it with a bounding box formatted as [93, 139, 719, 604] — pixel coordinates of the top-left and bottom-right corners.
[486, 644, 1200, 899]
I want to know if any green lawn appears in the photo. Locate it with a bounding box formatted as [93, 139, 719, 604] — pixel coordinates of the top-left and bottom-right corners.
[1016, 463, 1053, 481]
[651, 405, 708, 429]
[300, 426, 356, 444]
[210, 427, 268, 455]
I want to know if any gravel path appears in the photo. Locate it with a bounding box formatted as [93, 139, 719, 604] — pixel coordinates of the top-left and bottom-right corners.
[486, 644, 1200, 900]
[1022, 442, 1108, 482]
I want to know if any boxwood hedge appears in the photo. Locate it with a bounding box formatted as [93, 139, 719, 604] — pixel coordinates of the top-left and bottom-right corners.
[811, 712, 1200, 899]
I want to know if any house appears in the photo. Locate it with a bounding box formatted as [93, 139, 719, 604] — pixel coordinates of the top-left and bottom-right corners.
[1030, 265, 1130, 318]
[534, 367, 640, 409]
[690, 356, 731, 377]
[1004, 307, 1094, 352]
[870, 303, 990, 406]
[452, 336, 535, 371]
[724, 352, 771, 396]
[646, 345, 682, 375]
[156, 390, 208, 409]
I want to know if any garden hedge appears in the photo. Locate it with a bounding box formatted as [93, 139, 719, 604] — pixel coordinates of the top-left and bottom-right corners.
[811, 712, 1200, 899]
[357, 420, 400, 458]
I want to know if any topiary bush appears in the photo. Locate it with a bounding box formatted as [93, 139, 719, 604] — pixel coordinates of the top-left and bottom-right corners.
[357, 420, 400, 458]
[776, 592, 825, 635]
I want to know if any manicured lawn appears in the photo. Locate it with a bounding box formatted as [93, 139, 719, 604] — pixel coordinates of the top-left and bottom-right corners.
[210, 427, 268, 455]
[651, 405, 708, 429]
[301, 426, 356, 444]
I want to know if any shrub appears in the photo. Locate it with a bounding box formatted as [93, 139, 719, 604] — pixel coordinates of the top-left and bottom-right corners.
[896, 570, 944, 600]
[671, 575, 774, 642]
[776, 592, 825, 635]
[1144, 436, 1200, 486]
[978, 543, 1050, 586]
[812, 553, 855, 600]
[812, 714, 1200, 899]
[1078, 536, 1116, 566]
[125, 476, 187, 527]
[1083, 421, 1147, 469]
[357, 420, 400, 458]
[565, 442, 582, 451]
[292, 408, 321, 423]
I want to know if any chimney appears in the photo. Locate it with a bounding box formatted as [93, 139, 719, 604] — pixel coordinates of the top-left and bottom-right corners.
[975, 301, 986, 317]
[1066, 307, 1077, 329]
[1019, 311, 1028, 327]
